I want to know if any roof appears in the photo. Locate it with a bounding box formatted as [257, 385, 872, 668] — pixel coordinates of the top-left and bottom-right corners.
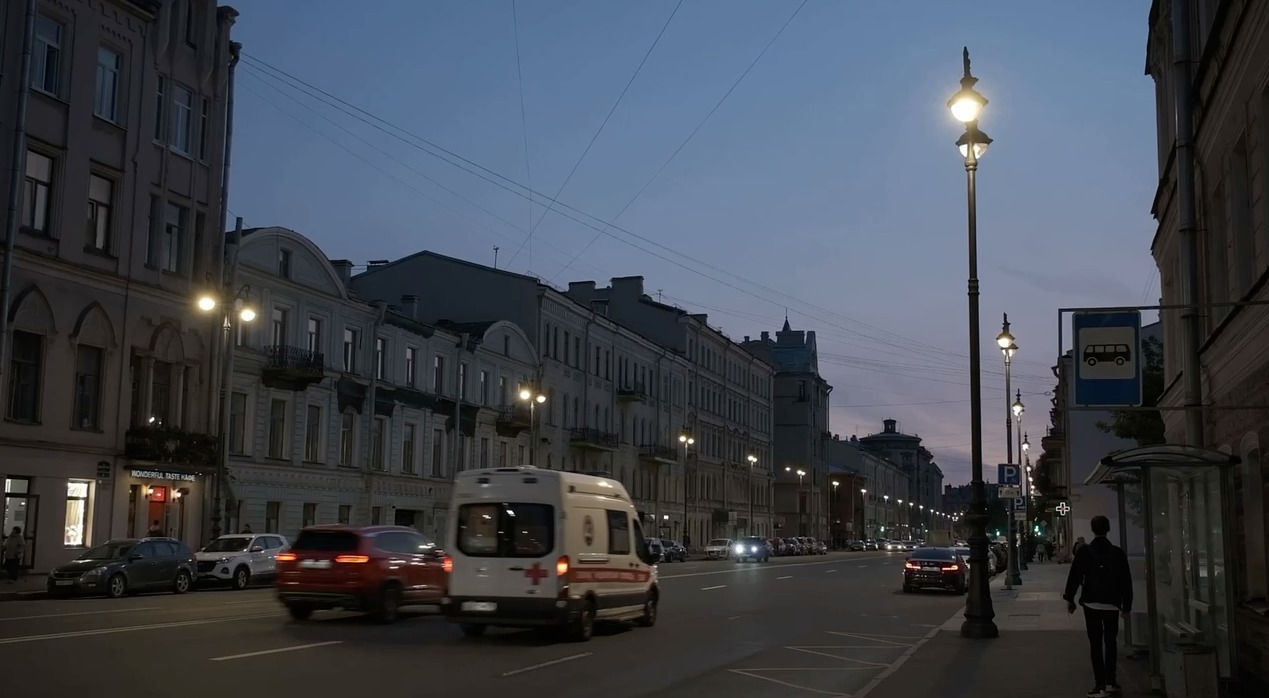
[352, 250, 538, 284]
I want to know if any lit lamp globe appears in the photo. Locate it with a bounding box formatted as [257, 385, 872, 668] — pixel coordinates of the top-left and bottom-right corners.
[196, 295, 217, 312]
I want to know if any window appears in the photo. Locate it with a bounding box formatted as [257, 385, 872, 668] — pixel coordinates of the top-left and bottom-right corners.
[94, 47, 121, 120]
[34, 16, 61, 95]
[480, 437, 489, 468]
[458, 362, 468, 400]
[87, 175, 113, 251]
[371, 506, 382, 525]
[302, 503, 316, 528]
[607, 510, 630, 555]
[271, 307, 288, 347]
[21, 150, 53, 234]
[499, 376, 507, 406]
[73, 345, 103, 430]
[479, 370, 489, 405]
[337, 505, 351, 525]
[431, 428, 445, 477]
[278, 248, 292, 279]
[65, 481, 90, 547]
[499, 442, 508, 467]
[228, 392, 247, 453]
[265, 502, 280, 533]
[198, 98, 210, 160]
[342, 328, 358, 373]
[171, 84, 193, 153]
[371, 417, 387, 471]
[162, 202, 186, 272]
[402, 423, 417, 474]
[339, 411, 355, 466]
[7, 331, 42, 422]
[268, 398, 287, 459]
[304, 405, 322, 461]
[307, 318, 321, 353]
[405, 347, 417, 387]
[185, 0, 200, 44]
[433, 355, 445, 394]
[457, 503, 554, 557]
[154, 77, 166, 140]
[375, 337, 386, 380]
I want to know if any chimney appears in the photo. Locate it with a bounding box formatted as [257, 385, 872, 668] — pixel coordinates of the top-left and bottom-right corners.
[883, 419, 897, 433]
[330, 259, 353, 286]
[761, 331, 769, 341]
[567, 280, 596, 302]
[610, 276, 644, 299]
[400, 294, 419, 320]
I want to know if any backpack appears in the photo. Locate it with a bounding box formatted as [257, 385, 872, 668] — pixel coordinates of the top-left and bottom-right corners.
[1081, 542, 1120, 604]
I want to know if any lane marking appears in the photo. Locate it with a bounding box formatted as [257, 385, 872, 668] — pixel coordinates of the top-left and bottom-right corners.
[0, 607, 160, 622]
[776, 575, 793, 580]
[0, 613, 274, 645]
[727, 615, 742, 620]
[210, 641, 342, 662]
[661, 555, 887, 581]
[825, 569, 837, 574]
[852, 607, 963, 698]
[826, 632, 914, 646]
[501, 652, 591, 677]
[786, 646, 892, 666]
[857, 565, 868, 568]
[222, 599, 275, 606]
[700, 585, 727, 591]
[729, 669, 854, 696]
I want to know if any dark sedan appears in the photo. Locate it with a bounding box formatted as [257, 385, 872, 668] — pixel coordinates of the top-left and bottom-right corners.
[47, 538, 196, 598]
[902, 546, 967, 594]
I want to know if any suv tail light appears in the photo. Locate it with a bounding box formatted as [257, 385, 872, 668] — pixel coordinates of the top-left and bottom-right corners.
[276, 552, 297, 562]
[335, 554, 370, 564]
[442, 556, 453, 573]
[904, 561, 920, 570]
[941, 564, 960, 571]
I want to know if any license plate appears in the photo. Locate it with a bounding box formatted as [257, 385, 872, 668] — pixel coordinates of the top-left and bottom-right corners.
[299, 559, 332, 569]
[461, 601, 496, 612]
[923, 565, 941, 570]
[54, 580, 74, 586]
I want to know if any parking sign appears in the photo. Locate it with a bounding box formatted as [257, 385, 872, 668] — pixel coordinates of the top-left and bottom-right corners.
[997, 463, 1021, 486]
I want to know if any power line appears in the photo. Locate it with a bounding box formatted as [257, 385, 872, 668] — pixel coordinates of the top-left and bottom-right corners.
[507, 0, 685, 269]
[509, 0, 535, 271]
[831, 390, 1050, 409]
[550, 0, 809, 282]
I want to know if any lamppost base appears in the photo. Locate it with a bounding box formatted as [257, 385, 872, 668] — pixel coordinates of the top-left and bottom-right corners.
[1006, 572, 1022, 586]
[960, 617, 1000, 639]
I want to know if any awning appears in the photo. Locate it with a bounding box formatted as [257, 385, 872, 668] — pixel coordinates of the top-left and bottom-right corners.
[1084, 444, 1239, 486]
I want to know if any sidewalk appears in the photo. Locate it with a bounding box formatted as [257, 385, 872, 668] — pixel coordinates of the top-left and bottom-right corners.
[0, 573, 48, 602]
[862, 561, 1154, 698]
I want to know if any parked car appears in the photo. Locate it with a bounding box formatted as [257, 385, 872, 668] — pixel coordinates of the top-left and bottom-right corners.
[733, 536, 771, 562]
[660, 540, 687, 562]
[704, 538, 733, 560]
[196, 533, 289, 589]
[646, 538, 666, 563]
[846, 540, 866, 551]
[902, 547, 967, 594]
[47, 538, 196, 598]
[277, 525, 447, 622]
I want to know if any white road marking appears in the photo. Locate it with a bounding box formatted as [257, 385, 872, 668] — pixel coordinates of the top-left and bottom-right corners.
[786, 646, 892, 666]
[825, 569, 837, 574]
[210, 641, 342, 662]
[0, 613, 275, 645]
[222, 599, 274, 605]
[501, 652, 592, 677]
[700, 584, 727, 591]
[826, 632, 915, 646]
[852, 608, 962, 698]
[660, 555, 889, 581]
[729, 668, 859, 697]
[0, 607, 160, 622]
[727, 615, 742, 620]
[857, 564, 868, 568]
[776, 575, 793, 580]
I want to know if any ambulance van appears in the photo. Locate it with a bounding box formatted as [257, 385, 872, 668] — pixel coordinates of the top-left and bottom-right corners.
[440, 466, 659, 642]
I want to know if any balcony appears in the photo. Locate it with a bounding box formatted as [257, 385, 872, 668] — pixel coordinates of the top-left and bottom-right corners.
[617, 382, 648, 403]
[495, 405, 532, 437]
[639, 444, 679, 464]
[125, 426, 217, 466]
[262, 345, 325, 390]
[569, 428, 619, 451]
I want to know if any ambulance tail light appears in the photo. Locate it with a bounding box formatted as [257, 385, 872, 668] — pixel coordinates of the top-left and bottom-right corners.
[556, 555, 571, 599]
[443, 556, 453, 574]
[556, 555, 570, 577]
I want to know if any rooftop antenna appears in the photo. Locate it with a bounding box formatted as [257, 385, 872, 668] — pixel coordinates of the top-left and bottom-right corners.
[657, 289, 663, 303]
[493, 246, 500, 270]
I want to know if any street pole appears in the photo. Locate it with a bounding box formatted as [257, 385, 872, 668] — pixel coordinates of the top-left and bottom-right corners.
[949, 47, 998, 639]
[1001, 316, 1020, 588]
[1017, 399, 1028, 571]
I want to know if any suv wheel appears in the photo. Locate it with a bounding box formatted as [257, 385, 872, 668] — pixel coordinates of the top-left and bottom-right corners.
[173, 570, 191, 594]
[373, 584, 401, 623]
[107, 573, 127, 598]
[232, 566, 250, 590]
[287, 604, 313, 621]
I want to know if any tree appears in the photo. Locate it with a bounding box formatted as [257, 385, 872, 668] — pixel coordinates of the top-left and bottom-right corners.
[1097, 335, 1166, 446]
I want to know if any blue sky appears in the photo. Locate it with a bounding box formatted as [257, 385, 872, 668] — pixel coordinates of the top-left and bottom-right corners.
[228, 0, 1159, 485]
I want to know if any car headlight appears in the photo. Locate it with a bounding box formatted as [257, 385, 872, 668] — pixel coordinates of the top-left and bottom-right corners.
[750, 546, 758, 553]
[82, 567, 106, 579]
[734, 545, 744, 553]
[218, 556, 231, 564]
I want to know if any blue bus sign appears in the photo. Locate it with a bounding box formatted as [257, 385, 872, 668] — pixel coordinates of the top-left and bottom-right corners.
[1072, 311, 1142, 407]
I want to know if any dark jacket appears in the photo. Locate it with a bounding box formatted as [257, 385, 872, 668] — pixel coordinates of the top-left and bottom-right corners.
[1063, 536, 1132, 611]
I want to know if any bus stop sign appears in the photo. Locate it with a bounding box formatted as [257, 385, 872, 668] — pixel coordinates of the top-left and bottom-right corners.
[1073, 311, 1142, 407]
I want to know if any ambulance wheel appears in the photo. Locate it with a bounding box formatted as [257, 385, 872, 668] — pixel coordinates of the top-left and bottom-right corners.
[637, 590, 658, 627]
[566, 599, 595, 642]
[460, 623, 486, 638]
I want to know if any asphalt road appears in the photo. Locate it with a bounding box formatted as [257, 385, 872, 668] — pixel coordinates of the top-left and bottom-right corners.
[0, 552, 970, 698]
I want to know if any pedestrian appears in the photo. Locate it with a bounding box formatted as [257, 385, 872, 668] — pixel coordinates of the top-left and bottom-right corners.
[1072, 536, 1086, 558]
[240, 524, 253, 534]
[147, 520, 163, 537]
[1046, 540, 1056, 562]
[3, 526, 24, 582]
[1063, 516, 1132, 698]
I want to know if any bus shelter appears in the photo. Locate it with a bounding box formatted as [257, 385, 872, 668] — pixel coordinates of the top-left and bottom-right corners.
[1085, 445, 1239, 697]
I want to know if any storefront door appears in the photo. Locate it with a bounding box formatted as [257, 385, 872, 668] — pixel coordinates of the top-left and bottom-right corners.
[3, 492, 38, 568]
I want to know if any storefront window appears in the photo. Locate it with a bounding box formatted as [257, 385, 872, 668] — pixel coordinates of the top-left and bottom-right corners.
[65, 480, 90, 547]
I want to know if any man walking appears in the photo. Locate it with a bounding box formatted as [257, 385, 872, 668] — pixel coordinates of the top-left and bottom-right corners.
[1064, 515, 1132, 698]
[3, 526, 24, 582]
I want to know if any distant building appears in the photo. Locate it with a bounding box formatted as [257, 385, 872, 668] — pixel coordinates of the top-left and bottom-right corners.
[741, 320, 830, 538]
[0, 0, 237, 570]
[825, 434, 906, 540]
[858, 420, 943, 538]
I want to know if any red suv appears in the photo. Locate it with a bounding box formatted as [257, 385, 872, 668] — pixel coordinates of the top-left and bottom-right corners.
[276, 525, 447, 622]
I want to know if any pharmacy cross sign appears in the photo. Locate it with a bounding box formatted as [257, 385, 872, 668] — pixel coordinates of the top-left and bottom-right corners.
[1056, 502, 1071, 516]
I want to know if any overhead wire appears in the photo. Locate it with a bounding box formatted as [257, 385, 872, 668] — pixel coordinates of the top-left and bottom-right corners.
[509, 0, 535, 270]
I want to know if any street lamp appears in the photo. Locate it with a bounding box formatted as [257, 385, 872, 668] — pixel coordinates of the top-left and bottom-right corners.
[949, 47, 997, 639]
[831, 480, 840, 547]
[860, 488, 868, 539]
[997, 313, 1022, 589]
[787, 467, 807, 535]
[1013, 392, 1028, 571]
[197, 285, 257, 540]
[747, 454, 758, 536]
[518, 387, 546, 466]
[680, 430, 694, 544]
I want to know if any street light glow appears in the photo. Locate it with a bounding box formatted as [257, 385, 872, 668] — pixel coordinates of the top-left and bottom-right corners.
[519, 388, 531, 401]
[238, 307, 256, 322]
[197, 295, 217, 312]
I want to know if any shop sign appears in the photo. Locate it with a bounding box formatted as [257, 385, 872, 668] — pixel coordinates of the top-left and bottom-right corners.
[130, 468, 198, 482]
[96, 461, 112, 479]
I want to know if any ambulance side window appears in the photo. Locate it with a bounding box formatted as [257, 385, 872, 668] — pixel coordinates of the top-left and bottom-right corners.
[606, 510, 630, 555]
